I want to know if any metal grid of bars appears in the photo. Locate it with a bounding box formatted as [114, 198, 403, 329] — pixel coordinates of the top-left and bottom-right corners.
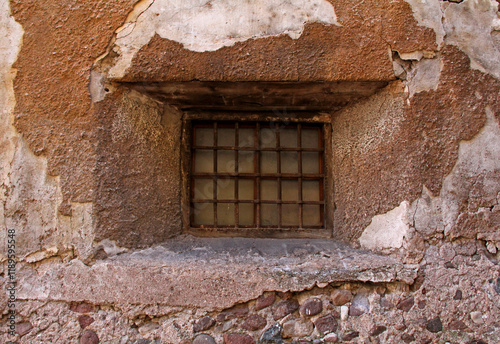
[190, 121, 324, 229]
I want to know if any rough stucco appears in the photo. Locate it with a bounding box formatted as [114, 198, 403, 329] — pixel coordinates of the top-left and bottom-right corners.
[360, 106, 500, 254]
[94, 90, 183, 247]
[334, 45, 500, 246]
[109, 0, 340, 79]
[0, 1, 85, 261]
[109, 0, 436, 83]
[1, 0, 500, 342]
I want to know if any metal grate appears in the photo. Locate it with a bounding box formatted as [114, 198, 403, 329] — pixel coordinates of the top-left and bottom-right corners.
[190, 121, 324, 229]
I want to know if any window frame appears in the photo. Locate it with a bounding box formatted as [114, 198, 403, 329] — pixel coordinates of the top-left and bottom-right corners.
[181, 111, 334, 239]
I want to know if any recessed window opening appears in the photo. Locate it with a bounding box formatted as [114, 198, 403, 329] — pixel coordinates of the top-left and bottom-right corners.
[190, 121, 325, 230]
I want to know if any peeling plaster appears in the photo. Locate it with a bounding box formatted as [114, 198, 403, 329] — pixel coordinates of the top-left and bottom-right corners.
[363, 106, 500, 254]
[0, 3, 94, 261]
[403, 0, 445, 46]
[407, 55, 442, 97]
[359, 201, 410, 251]
[108, 0, 340, 79]
[440, 106, 500, 234]
[409, 106, 500, 240]
[404, 0, 500, 80]
[443, 0, 500, 79]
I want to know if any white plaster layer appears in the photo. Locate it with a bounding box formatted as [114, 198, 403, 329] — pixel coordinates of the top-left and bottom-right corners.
[0, 3, 94, 261]
[443, 0, 500, 79]
[440, 106, 500, 234]
[410, 106, 500, 238]
[363, 106, 500, 253]
[404, 0, 500, 80]
[407, 56, 442, 97]
[108, 0, 340, 79]
[403, 0, 445, 46]
[359, 201, 410, 251]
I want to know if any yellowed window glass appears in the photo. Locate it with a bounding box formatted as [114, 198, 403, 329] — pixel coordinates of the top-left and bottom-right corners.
[217, 151, 236, 173]
[217, 179, 235, 200]
[261, 152, 278, 173]
[280, 128, 298, 148]
[195, 127, 213, 146]
[281, 152, 298, 174]
[194, 179, 213, 200]
[217, 203, 235, 225]
[193, 203, 214, 225]
[239, 203, 254, 225]
[238, 151, 255, 173]
[261, 180, 278, 200]
[261, 204, 279, 226]
[238, 179, 254, 200]
[303, 205, 321, 226]
[302, 152, 320, 174]
[194, 150, 213, 173]
[282, 180, 299, 201]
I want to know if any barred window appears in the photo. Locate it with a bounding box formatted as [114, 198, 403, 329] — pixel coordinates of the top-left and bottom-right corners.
[190, 121, 325, 231]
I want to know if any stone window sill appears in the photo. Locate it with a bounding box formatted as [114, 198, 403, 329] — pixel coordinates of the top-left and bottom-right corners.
[19, 236, 417, 310]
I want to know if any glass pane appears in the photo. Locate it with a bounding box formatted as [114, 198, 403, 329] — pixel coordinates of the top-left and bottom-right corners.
[238, 179, 254, 200]
[217, 179, 235, 200]
[303, 180, 320, 201]
[282, 204, 299, 226]
[303, 205, 321, 226]
[261, 180, 278, 200]
[302, 128, 320, 148]
[302, 152, 320, 174]
[217, 151, 236, 173]
[261, 152, 278, 174]
[261, 204, 278, 226]
[194, 179, 213, 200]
[194, 150, 213, 173]
[217, 203, 235, 225]
[281, 152, 298, 174]
[239, 128, 255, 147]
[195, 127, 213, 146]
[260, 128, 277, 148]
[239, 203, 254, 225]
[280, 128, 298, 148]
[193, 203, 214, 225]
[281, 180, 299, 201]
[238, 151, 255, 173]
[218, 127, 235, 146]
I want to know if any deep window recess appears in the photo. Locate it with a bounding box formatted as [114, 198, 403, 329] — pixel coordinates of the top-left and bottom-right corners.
[190, 121, 325, 231]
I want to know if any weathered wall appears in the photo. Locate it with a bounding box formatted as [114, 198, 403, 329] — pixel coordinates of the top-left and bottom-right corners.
[0, 0, 499, 343]
[94, 90, 182, 248]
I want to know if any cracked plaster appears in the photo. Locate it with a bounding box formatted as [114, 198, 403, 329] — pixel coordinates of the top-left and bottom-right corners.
[404, 0, 500, 80]
[361, 106, 500, 253]
[0, 2, 94, 262]
[108, 0, 340, 79]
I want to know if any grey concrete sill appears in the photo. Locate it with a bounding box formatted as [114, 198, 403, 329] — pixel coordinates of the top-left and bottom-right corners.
[19, 236, 417, 311]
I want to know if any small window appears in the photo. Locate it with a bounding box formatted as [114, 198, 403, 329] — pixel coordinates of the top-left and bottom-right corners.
[190, 121, 325, 233]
